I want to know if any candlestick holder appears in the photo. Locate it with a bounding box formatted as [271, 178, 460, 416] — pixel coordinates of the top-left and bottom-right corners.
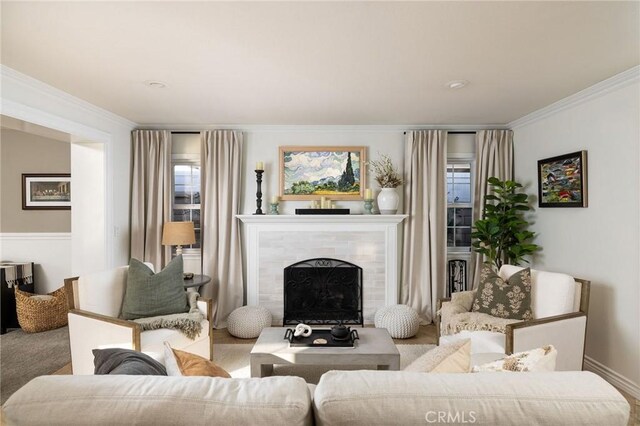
[269, 202, 279, 215]
[364, 199, 374, 215]
[254, 170, 265, 215]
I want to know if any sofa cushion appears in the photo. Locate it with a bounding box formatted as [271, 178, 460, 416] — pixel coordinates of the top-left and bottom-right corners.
[93, 348, 167, 375]
[404, 339, 471, 373]
[472, 345, 557, 372]
[164, 342, 230, 378]
[473, 266, 533, 320]
[313, 371, 630, 426]
[500, 264, 577, 318]
[121, 256, 188, 320]
[3, 375, 314, 426]
[440, 331, 506, 354]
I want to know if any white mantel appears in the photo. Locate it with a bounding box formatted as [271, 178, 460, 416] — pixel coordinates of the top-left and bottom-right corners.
[237, 214, 407, 324]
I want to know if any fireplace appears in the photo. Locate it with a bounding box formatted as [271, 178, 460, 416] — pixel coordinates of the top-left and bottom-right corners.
[283, 258, 363, 326]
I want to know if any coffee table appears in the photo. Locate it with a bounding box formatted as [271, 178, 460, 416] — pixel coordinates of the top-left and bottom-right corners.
[250, 327, 400, 377]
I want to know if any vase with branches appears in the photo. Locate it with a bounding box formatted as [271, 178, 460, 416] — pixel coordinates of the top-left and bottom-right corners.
[368, 154, 404, 188]
[471, 177, 541, 271]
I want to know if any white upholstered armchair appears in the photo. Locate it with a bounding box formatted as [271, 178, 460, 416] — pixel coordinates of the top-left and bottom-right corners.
[437, 265, 590, 371]
[64, 264, 213, 375]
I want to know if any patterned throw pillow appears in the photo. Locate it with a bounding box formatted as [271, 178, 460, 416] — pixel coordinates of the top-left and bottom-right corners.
[472, 345, 557, 372]
[472, 266, 533, 320]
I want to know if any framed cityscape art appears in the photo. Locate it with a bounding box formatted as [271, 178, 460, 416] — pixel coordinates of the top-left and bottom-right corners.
[279, 146, 366, 200]
[537, 151, 588, 208]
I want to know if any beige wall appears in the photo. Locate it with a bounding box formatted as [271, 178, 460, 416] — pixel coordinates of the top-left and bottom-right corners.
[0, 128, 71, 232]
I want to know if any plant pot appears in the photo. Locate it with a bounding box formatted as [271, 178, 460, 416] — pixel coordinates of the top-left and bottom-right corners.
[377, 187, 399, 214]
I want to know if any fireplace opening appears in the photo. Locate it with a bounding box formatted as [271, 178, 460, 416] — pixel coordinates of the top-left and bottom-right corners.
[283, 258, 363, 326]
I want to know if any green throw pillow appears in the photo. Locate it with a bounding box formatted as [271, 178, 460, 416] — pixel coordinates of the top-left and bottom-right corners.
[120, 256, 188, 320]
[472, 266, 533, 320]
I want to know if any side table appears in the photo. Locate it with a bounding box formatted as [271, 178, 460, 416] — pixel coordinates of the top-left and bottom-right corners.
[183, 274, 211, 293]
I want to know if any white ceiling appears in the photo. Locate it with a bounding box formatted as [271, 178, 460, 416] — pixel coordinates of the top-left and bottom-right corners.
[2, 1, 638, 126]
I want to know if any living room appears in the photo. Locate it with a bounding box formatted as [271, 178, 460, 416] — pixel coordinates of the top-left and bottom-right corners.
[0, 1, 638, 425]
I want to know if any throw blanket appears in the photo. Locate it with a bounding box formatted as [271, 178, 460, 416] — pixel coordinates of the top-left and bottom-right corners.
[133, 292, 204, 339]
[0, 262, 33, 288]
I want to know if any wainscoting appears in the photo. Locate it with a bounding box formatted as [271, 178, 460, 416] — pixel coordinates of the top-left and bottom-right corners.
[0, 233, 72, 293]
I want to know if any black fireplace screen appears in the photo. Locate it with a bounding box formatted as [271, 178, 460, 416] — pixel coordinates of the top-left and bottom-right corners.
[283, 258, 363, 326]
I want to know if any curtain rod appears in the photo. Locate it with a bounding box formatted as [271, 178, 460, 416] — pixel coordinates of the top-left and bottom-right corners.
[403, 131, 477, 135]
[171, 131, 200, 134]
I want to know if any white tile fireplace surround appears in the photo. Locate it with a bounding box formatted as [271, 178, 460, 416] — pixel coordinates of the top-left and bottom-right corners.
[237, 215, 407, 324]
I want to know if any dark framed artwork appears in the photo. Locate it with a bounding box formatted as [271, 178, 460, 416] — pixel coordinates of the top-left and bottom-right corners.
[279, 146, 366, 200]
[22, 173, 71, 210]
[537, 151, 587, 208]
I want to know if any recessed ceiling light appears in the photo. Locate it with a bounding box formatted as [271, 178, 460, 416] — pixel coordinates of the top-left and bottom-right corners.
[144, 80, 167, 89]
[446, 80, 469, 89]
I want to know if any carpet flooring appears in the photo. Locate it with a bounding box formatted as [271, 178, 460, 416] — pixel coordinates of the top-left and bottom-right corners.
[213, 343, 434, 384]
[0, 326, 71, 404]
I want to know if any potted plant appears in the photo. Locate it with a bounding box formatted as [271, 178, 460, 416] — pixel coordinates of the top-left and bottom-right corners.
[368, 154, 404, 214]
[471, 177, 540, 271]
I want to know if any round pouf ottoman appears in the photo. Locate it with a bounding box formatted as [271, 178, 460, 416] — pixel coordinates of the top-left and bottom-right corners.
[227, 305, 272, 339]
[374, 304, 420, 339]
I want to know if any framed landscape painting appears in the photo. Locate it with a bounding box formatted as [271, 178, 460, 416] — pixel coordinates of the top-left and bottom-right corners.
[279, 146, 366, 200]
[22, 173, 71, 210]
[537, 151, 587, 208]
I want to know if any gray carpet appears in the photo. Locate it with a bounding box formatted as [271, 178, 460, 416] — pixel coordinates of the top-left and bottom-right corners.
[1, 326, 71, 404]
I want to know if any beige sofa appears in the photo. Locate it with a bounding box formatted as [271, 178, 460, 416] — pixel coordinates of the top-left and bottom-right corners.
[3, 371, 630, 425]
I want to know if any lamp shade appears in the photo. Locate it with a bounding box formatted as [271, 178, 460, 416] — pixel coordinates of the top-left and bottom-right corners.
[162, 221, 196, 246]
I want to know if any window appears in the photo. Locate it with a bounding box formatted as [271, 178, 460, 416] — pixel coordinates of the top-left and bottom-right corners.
[447, 162, 473, 251]
[172, 161, 201, 252]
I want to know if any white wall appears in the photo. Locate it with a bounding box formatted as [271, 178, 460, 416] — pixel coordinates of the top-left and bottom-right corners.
[242, 128, 405, 215]
[71, 141, 106, 275]
[1, 66, 136, 271]
[511, 70, 640, 395]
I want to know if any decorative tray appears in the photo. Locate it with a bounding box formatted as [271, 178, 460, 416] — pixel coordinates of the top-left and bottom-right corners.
[295, 209, 351, 215]
[284, 328, 359, 348]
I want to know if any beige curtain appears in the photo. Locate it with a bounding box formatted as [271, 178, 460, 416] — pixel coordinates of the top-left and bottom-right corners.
[130, 130, 172, 271]
[401, 130, 448, 323]
[201, 130, 244, 328]
[469, 129, 514, 288]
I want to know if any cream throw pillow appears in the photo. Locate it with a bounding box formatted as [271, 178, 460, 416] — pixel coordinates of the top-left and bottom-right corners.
[404, 339, 471, 373]
[472, 345, 557, 372]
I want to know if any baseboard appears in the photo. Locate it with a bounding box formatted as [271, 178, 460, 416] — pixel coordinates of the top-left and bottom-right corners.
[584, 355, 640, 399]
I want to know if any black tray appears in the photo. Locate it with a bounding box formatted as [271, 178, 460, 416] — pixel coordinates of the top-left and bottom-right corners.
[295, 209, 350, 215]
[284, 328, 359, 347]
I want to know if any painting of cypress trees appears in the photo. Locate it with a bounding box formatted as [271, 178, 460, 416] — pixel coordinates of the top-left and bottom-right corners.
[279, 146, 366, 200]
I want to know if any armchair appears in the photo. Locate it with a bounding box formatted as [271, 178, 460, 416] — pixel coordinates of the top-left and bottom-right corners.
[64, 264, 213, 375]
[437, 265, 590, 371]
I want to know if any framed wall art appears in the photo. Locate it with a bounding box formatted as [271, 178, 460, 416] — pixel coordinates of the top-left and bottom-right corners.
[537, 151, 587, 208]
[22, 173, 71, 210]
[279, 146, 366, 200]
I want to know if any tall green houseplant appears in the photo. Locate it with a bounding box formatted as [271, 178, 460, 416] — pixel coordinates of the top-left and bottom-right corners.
[471, 177, 540, 271]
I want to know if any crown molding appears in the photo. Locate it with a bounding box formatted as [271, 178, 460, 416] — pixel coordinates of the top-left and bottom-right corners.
[0, 65, 137, 130]
[137, 123, 507, 133]
[509, 66, 640, 129]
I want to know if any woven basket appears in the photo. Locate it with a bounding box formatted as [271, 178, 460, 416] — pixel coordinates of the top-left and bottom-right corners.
[15, 287, 68, 333]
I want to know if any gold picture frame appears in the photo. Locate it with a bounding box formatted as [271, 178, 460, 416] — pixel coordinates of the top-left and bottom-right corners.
[279, 146, 366, 200]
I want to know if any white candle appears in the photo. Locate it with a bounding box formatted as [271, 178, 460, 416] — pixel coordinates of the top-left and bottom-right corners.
[331, 202, 336, 209]
[364, 188, 373, 200]
[255, 161, 264, 171]
[320, 196, 326, 209]
[271, 196, 279, 204]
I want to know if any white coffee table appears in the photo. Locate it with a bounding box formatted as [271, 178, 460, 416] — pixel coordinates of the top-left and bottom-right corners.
[250, 327, 400, 377]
